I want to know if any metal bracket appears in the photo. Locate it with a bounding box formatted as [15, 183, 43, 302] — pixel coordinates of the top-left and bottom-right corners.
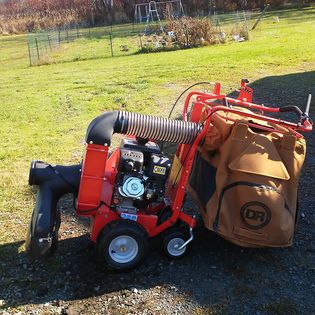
[178, 227, 194, 250]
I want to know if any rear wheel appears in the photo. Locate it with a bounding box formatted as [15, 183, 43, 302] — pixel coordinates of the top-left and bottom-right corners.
[97, 220, 149, 270]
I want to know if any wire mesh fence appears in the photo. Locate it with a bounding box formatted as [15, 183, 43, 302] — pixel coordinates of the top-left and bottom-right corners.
[27, 29, 60, 65]
[27, 9, 263, 66]
[27, 23, 145, 66]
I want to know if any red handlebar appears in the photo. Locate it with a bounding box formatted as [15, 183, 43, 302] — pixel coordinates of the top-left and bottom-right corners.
[182, 81, 312, 135]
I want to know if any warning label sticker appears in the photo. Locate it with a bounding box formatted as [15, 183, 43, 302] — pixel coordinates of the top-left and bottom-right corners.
[153, 166, 166, 175]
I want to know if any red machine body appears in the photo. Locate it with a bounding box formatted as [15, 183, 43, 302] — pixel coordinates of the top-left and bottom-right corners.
[76, 135, 201, 242]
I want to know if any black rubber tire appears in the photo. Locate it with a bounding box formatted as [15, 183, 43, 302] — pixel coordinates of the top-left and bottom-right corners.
[162, 228, 189, 259]
[97, 220, 149, 271]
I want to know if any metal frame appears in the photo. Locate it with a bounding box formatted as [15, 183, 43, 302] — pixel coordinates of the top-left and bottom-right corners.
[145, 1, 164, 34]
[134, 0, 185, 24]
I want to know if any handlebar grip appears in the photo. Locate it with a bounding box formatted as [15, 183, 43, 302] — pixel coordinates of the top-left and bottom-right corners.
[279, 105, 303, 117]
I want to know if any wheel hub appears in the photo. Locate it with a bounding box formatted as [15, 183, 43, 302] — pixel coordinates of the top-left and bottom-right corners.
[167, 237, 186, 256]
[109, 235, 139, 264]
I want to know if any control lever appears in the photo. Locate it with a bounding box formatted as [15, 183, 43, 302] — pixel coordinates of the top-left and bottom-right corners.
[305, 94, 312, 116]
[301, 94, 312, 123]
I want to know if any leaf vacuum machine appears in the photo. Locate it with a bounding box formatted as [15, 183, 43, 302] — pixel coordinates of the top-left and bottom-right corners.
[25, 80, 313, 270]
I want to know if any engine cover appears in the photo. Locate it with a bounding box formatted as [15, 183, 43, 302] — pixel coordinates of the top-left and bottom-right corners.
[118, 176, 144, 199]
[119, 149, 144, 173]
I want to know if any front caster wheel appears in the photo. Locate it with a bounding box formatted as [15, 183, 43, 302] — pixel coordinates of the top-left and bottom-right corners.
[162, 228, 189, 259]
[97, 220, 149, 271]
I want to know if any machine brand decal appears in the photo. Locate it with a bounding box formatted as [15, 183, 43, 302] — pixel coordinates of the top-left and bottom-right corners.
[240, 201, 271, 230]
[153, 166, 166, 175]
[121, 213, 138, 222]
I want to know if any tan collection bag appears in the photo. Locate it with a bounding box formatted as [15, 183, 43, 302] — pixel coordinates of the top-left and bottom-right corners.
[188, 109, 306, 247]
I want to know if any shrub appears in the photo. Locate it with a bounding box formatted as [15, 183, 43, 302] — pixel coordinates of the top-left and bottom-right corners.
[167, 17, 222, 48]
[136, 17, 226, 54]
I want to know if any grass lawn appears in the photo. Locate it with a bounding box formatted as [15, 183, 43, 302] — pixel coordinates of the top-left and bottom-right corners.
[0, 6, 314, 258]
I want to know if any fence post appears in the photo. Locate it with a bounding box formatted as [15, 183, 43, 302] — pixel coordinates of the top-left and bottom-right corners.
[139, 34, 143, 49]
[27, 39, 32, 66]
[47, 34, 52, 51]
[88, 27, 91, 39]
[66, 29, 69, 43]
[109, 33, 114, 57]
[184, 25, 189, 47]
[76, 25, 79, 38]
[243, 10, 249, 39]
[35, 37, 40, 61]
[58, 29, 61, 47]
[251, 4, 270, 30]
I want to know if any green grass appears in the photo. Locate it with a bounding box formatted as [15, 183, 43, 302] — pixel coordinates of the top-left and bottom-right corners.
[0, 6, 314, 249]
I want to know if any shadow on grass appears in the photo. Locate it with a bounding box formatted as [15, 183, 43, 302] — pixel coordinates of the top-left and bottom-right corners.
[0, 71, 314, 313]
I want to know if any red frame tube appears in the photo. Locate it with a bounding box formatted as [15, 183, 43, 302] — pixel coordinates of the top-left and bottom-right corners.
[182, 86, 312, 133]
